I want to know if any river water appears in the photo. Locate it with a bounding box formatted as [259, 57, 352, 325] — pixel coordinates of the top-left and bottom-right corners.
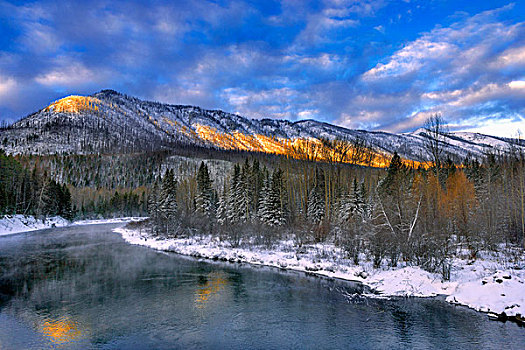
[0, 224, 523, 349]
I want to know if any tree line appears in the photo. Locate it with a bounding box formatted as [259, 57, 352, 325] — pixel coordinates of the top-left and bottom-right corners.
[146, 128, 525, 279]
[3, 114, 524, 279]
[0, 150, 73, 219]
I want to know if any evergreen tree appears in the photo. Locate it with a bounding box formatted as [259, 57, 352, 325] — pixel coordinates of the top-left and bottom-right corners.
[59, 184, 73, 220]
[307, 168, 325, 225]
[196, 162, 214, 217]
[227, 164, 243, 223]
[337, 190, 353, 226]
[259, 168, 288, 226]
[40, 179, 71, 218]
[239, 160, 252, 222]
[258, 176, 272, 225]
[216, 186, 228, 225]
[159, 169, 178, 234]
[250, 159, 264, 212]
[351, 178, 365, 216]
[148, 178, 161, 234]
[271, 168, 288, 226]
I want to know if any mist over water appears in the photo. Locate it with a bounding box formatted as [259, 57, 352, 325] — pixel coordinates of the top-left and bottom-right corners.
[0, 224, 523, 349]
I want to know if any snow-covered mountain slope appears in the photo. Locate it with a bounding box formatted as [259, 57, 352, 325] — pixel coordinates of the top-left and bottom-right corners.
[1, 90, 523, 163]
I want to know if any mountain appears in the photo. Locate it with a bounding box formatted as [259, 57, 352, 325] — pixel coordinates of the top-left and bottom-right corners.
[1, 89, 523, 165]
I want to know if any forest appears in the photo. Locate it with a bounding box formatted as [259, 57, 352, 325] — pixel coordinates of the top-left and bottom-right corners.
[0, 149, 73, 219]
[143, 117, 525, 280]
[2, 116, 524, 281]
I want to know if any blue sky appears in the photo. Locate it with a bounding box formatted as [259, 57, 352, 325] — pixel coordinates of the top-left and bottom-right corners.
[0, 0, 524, 136]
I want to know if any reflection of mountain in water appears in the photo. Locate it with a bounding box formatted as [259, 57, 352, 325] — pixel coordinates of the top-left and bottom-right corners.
[195, 272, 228, 308]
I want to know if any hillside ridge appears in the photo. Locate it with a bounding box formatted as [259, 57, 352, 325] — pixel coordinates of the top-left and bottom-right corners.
[1, 90, 523, 165]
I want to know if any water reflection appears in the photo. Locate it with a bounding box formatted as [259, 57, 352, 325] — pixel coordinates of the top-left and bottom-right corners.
[0, 224, 523, 349]
[40, 316, 82, 344]
[195, 272, 228, 308]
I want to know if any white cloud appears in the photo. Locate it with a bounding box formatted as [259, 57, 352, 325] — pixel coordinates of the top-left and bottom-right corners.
[455, 116, 525, 138]
[297, 109, 320, 119]
[391, 82, 525, 135]
[363, 40, 456, 80]
[421, 82, 525, 108]
[21, 23, 62, 54]
[220, 86, 306, 119]
[290, 0, 380, 48]
[35, 60, 103, 87]
[362, 5, 523, 82]
[322, 0, 386, 17]
[337, 111, 383, 130]
[493, 46, 525, 68]
[153, 84, 209, 107]
[296, 53, 343, 69]
[0, 76, 17, 98]
[382, 110, 438, 133]
[374, 25, 385, 33]
[351, 5, 525, 137]
[509, 80, 525, 89]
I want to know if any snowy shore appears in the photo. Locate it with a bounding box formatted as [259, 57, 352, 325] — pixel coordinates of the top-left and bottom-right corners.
[116, 227, 525, 319]
[0, 215, 146, 236]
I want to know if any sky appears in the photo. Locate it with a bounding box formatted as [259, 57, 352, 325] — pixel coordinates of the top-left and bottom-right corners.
[0, 0, 524, 137]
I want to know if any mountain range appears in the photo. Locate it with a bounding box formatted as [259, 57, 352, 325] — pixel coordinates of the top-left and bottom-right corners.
[1, 89, 523, 165]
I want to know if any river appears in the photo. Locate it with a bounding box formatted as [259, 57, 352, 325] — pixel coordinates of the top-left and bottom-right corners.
[0, 224, 523, 349]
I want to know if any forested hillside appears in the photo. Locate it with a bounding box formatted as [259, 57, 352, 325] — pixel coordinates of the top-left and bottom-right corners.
[2, 113, 524, 282]
[0, 150, 72, 219]
[146, 147, 525, 278]
[1, 93, 524, 278]
[2, 90, 524, 165]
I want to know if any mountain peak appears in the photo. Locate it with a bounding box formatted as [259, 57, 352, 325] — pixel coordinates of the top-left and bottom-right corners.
[2, 90, 524, 164]
[93, 89, 122, 98]
[43, 95, 101, 114]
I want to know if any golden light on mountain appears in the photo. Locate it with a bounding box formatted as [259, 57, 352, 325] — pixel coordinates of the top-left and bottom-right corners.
[44, 96, 101, 114]
[37, 95, 424, 169]
[193, 123, 423, 168]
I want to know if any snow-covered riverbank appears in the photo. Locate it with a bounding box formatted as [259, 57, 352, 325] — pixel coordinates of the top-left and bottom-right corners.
[0, 215, 146, 236]
[116, 227, 525, 319]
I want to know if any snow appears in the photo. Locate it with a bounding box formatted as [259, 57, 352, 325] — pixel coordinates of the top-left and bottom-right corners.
[71, 217, 146, 226]
[445, 258, 525, 316]
[3, 89, 524, 161]
[366, 267, 448, 297]
[3, 214, 523, 318]
[0, 215, 70, 236]
[116, 227, 525, 318]
[0, 215, 146, 236]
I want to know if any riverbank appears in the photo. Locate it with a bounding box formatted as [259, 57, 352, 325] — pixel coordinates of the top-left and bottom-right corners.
[116, 226, 525, 320]
[0, 214, 146, 236]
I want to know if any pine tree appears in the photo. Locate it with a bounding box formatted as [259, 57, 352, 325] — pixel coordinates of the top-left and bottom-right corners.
[239, 160, 252, 222]
[59, 184, 73, 220]
[271, 168, 288, 226]
[259, 168, 288, 226]
[196, 162, 214, 218]
[307, 168, 325, 225]
[148, 178, 161, 234]
[41, 179, 58, 217]
[250, 159, 264, 212]
[159, 169, 178, 234]
[351, 178, 365, 216]
[227, 164, 243, 223]
[337, 190, 353, 226]
[258, 176, 272, 225]
[216, 186, 228, 225]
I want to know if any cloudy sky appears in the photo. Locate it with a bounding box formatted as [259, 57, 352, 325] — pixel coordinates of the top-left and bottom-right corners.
[0, 0, 524, 136]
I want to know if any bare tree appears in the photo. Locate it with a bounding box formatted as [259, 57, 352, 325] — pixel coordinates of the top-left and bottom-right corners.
[423, 113, 448, 175]
[290, 138, 321, 162]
